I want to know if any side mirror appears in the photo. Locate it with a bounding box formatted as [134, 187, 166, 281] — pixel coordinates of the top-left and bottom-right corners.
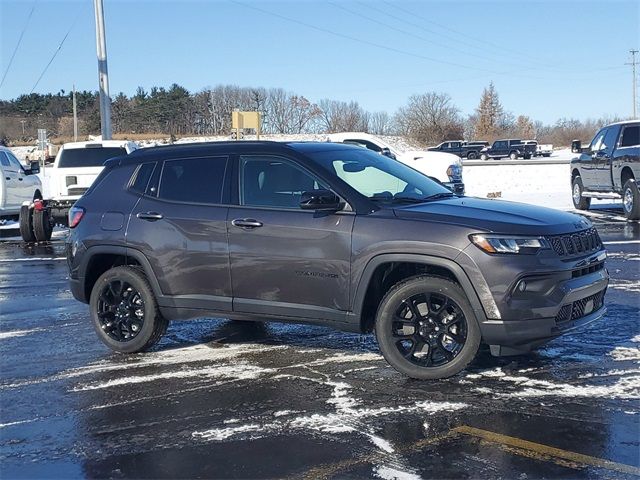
[299, 189, 342, 211]
[380, 147, 396, 159]
[29, 161, 40, 174]
[571, 140, 582, 154]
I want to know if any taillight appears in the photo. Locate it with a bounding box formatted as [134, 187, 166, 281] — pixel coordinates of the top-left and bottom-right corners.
[68, 206, 85, 228]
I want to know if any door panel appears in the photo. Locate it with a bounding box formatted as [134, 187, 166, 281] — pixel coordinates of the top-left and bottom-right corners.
[0, 152, 20, 207]
[593, 125, 619, 189]
[126, 156, 232, 312]
[229, 155, 353, 320]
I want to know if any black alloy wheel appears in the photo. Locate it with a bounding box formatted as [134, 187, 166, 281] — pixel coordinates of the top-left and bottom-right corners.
[391, 292, 467, 367]
[375, 275, 481, 379]
[96, 279, 145, 342]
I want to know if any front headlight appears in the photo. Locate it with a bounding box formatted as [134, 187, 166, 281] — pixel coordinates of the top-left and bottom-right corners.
[470, 234, 550, 255]
[446, 164, 462, 179]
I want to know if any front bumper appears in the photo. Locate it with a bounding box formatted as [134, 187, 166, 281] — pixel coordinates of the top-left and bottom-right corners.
[479, 268, 609, 353]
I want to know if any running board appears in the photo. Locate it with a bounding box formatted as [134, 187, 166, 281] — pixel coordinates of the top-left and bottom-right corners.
[582, 192, 621, 199]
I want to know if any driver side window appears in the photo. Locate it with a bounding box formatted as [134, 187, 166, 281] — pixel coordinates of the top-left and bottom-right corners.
[240, 156, 328, 209]
[590, 129, 607, 152]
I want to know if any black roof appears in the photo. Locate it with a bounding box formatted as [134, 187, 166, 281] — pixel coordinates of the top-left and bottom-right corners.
[107, 140, 360, 167]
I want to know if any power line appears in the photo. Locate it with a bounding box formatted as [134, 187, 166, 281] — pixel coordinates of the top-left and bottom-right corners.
[29, 13, 80, 94]
[0, 1, 37, 90]
[230, 0, 511, 75]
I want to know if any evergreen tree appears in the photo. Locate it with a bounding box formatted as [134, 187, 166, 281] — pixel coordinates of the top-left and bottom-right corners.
[474, 82, 504, 139]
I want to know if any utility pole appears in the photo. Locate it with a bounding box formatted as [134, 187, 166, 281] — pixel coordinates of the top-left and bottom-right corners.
[20, 120, 26, 135]
[93, 0, 112, 139]
[72, 84, 78, 142]
[626, 49, 639, 119]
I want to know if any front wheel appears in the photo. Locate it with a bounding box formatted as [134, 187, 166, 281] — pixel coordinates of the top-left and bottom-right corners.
[480, 153, 488, 161]
[90, 266, 168, 353]
[622, 179, 640, 220]
[509, 152, 518, 160]
[572, 176, 591, 210]
[375, 275, 481, 379]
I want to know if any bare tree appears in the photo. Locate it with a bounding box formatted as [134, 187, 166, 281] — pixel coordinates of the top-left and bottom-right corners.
[395, 92, 463, 145]
[318, 99, 369, 133]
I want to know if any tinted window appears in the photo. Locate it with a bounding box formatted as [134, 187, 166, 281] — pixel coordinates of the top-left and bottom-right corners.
[240, 156, 327, 209]
[58, 147, 127, 168]
[0, 152, 10, 167]
[495, 141, 507, 149]
[159, 157, 227, 204]
[601, 127, 619, 154]
[130, 162, 156, 194]
[590, 129, 606, 151]
[620, 125, 640, 147]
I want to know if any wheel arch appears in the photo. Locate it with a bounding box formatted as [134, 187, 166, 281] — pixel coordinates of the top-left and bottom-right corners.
[351, 254, 485, 334]
[621, 166, 635, 186]
[80, 246, 162, 302]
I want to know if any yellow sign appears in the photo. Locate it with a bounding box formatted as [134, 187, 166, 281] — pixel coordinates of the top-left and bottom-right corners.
[232, 111, 261, 140]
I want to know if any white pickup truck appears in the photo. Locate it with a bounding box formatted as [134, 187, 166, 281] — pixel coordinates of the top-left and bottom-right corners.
[326, 132, 464, 194]
[0, 146, 43, 217]
[20, 140, 137, 242]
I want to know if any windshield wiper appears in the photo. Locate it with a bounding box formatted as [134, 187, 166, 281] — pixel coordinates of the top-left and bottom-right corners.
[422, 192, 458, 201]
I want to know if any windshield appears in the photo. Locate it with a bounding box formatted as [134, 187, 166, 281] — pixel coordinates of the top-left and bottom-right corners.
[306, 148, 454, 205]
[58, 147, 127, 168]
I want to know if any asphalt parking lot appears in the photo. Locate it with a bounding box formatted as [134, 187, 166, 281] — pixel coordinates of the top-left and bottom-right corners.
[1, 207, 638, 479]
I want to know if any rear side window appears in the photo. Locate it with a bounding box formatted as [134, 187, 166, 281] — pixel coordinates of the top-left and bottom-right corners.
[158, 157, 227, 204]
[130, 162, 156, 194]
[58, 147, 127, 168]
[620, 125, 640, 147]
[0, 152, 10, 167]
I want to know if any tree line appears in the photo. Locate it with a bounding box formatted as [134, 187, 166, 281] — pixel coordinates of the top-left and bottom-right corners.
[0, 82, 626, 147]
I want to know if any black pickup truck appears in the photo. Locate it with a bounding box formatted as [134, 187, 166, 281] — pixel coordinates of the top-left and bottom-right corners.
[571, 120, 639, 220]
[479, 139, 536, 160]
[428, 140, 488, 159]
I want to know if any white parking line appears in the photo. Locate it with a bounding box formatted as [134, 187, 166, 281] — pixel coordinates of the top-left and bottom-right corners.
[0, 257, 66, 263]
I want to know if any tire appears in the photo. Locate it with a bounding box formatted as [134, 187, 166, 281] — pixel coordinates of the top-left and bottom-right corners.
[622, 179, 640, 221]
[467, 152, 477, 160]
[32, 209, 53, 242]
[509, 151, 518, 160]
[374, 275, 481, 380]
[480, 153, 489, 161]
[571, 176, 591, 210]
[19, 205, 36, 243]
[523, 154, 532, 160]
[90, 266, 168, 353]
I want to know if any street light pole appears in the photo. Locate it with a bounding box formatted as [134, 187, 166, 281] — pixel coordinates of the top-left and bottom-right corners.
[72, 84, 78, 141]
[93, 0, 112, 139]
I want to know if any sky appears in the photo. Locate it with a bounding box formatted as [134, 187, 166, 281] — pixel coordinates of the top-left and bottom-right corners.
[0, 0, 638, 124]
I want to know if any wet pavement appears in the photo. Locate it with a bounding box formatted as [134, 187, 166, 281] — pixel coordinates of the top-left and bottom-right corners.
[1, 208, 639, 479]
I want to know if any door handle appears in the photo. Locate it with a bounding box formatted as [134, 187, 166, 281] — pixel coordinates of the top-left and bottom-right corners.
[18, 177, 23, 181]
[232, 218, 263, 229]
[137, 211, 164, 221]
[5, 177, 10, 181]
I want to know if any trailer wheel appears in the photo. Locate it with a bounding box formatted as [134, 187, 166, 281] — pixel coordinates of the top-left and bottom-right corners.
[33, 209, 53, 242]
[19, 205, 36, 243]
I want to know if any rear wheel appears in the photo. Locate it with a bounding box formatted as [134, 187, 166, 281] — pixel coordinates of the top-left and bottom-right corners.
[33, 209, 53, 242]
[467, 152, 477, 160]
[622, 179, 639, 220]
[572, 176, 591, 210]
[19, 205, 36, 242]
[375, 275, 481, 379]
[90, 266, 168, 353]
[509, 151, 518, 160]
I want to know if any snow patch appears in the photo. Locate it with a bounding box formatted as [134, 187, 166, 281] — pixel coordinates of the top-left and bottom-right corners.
[193, 424, 263, 441]
[609, 347, 640, 362]
[0, 328, 44, 340]
[374, 465, 422, 480]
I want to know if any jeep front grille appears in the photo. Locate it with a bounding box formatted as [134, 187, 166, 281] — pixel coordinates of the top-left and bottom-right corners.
[547, 228, 602, 257]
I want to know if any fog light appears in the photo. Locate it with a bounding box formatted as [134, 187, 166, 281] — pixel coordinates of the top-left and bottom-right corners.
[517, 280, 527, 292]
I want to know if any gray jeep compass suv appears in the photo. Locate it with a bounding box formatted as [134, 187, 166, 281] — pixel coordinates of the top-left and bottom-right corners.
[66, 141, 609, 379]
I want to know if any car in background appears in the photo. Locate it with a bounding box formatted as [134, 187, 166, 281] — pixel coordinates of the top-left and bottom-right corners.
[427, 140, 487, 159]
[479, 139, 536, 160]
[536, 143, 553, 157]
[570, 120, 639, 220]
[19, 140, 138, 242]
[327, 132, 464, 194]
[0, 146, 42, 221]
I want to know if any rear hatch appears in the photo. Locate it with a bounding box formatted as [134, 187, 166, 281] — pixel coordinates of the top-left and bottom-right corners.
[54, 145, 127, 199]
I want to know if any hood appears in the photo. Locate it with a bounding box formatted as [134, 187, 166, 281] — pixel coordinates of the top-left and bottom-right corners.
[393, 196, 592, 236]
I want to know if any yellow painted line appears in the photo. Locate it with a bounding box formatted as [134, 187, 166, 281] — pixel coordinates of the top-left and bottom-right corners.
[453, 425, 640, 476]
